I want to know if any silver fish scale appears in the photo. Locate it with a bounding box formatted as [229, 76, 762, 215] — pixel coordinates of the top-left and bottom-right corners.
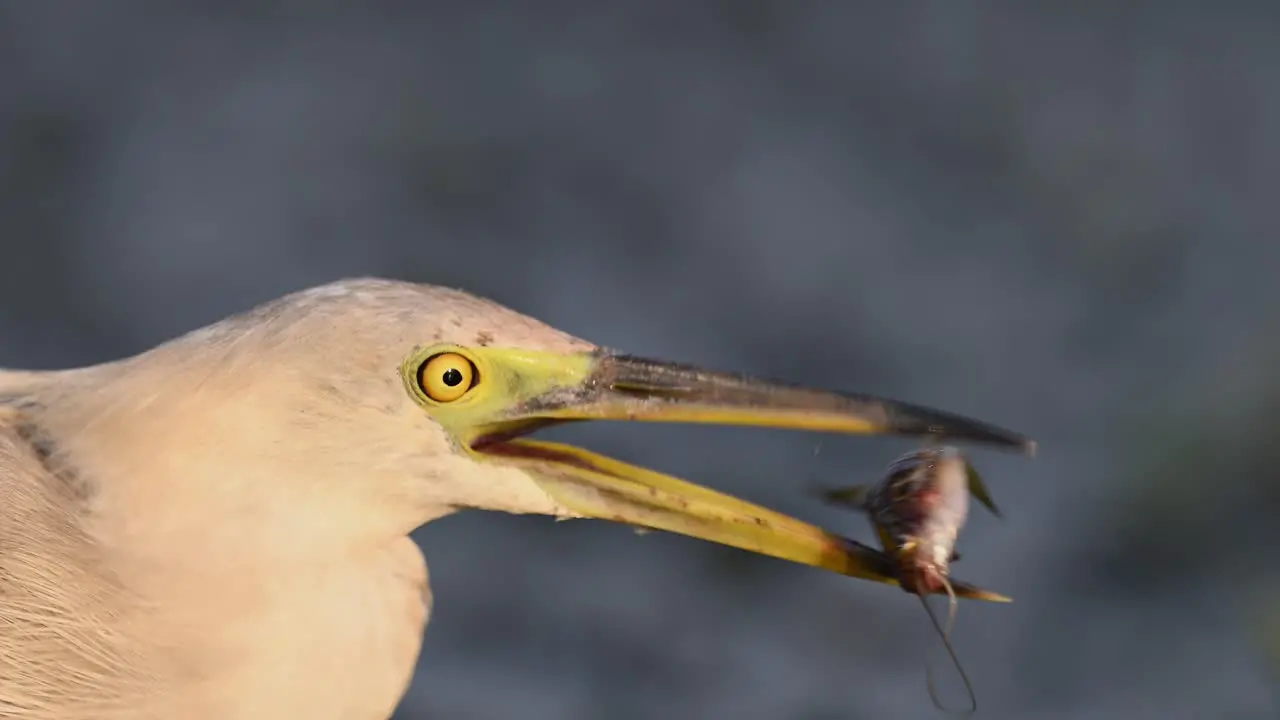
[864, 446, 969, 557]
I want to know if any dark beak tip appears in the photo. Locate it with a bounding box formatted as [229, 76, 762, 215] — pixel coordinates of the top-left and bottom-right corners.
[888, 402, 1034, 455]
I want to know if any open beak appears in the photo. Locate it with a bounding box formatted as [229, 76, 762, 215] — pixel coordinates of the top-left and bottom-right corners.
[465, 352, 1031, 601]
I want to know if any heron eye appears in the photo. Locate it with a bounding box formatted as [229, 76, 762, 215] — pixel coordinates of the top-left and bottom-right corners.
[418, 352, 477, 402]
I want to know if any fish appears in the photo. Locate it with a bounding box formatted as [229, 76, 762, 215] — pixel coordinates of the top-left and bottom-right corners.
[820, 444, 1006, 714]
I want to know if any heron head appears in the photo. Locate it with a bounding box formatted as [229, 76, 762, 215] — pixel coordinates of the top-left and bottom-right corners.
[90, 278, 1029, 597]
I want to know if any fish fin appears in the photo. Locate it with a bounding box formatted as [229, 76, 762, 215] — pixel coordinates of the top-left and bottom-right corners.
[876, 525, 898, 555]
[818, 484, 870, 511]
[965, 462, 1002, 519]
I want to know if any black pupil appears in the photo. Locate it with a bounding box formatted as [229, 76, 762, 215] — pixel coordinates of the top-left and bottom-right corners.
[441, 367, 464, 387]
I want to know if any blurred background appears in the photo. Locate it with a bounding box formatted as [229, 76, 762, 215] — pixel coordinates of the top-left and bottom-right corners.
[1, 3, 1276, 718]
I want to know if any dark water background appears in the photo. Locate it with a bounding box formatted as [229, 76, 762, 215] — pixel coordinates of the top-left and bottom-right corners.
[1, 4, 1276, 718]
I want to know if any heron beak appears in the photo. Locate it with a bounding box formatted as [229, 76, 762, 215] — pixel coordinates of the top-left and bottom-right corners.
[462, 351, 1029, 600]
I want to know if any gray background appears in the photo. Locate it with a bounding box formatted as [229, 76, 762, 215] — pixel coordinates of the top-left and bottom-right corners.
[1, 3, 1276, 718]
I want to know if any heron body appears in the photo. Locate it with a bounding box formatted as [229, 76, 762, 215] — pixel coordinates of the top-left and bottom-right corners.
[0, 278, 1033, 719]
